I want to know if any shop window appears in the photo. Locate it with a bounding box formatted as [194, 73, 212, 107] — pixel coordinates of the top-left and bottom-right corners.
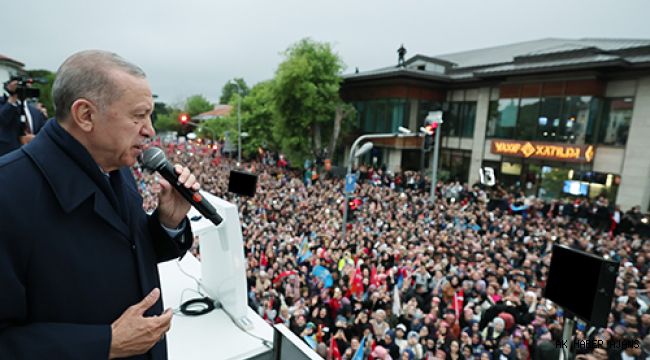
[490, 96, 600, 144]
[401, 149, 424, 171]
[561, 96, 594, 144]
[501, 162, 522, 175]
[486, 101, 499, 138]
[439, 149, 471, 182]
[494, 99, 519, 138]
[515, 98, 540, 140]
[537, 97, 562, 141]
[598, 98, 633, 146]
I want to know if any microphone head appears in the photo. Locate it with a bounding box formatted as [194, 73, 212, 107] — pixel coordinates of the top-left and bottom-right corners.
[140, 147, 167, 170]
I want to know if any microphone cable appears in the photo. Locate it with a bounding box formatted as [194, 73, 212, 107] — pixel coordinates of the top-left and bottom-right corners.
[174, 259, 272, 349]
[179, 296, 216, 316]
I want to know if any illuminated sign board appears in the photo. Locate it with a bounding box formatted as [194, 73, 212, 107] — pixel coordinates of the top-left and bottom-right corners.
[490, 139, 595, 163]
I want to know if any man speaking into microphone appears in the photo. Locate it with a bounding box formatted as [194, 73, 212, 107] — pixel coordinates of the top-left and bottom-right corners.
[0, 50, 200, 359]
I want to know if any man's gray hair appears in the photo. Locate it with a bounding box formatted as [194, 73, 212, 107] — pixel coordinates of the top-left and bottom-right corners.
[52, 50, 146, 120]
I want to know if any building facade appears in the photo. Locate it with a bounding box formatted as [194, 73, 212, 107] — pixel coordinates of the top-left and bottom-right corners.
[0, 54, 24, 85]
[340, 38, 650, 211]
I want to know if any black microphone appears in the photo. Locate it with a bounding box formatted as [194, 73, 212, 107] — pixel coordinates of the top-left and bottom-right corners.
[140, 147, 223, 226]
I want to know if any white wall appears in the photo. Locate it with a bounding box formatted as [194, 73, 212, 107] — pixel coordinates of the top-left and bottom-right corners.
[386, 148, 402, 173]
[0, 64, 19, 88]
[592, 147, 625, 174]
[606, 80, 636, 98]
[468, 88, 491, 185]
[617, 76, 650, 211]
[483, 139, 501, 161]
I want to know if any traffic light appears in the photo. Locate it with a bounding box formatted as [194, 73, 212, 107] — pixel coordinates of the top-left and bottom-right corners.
[347, 197, 362, 220]
[422, 115, 440, 136]
[422, 111, 443, 150]
[178, 113, 189, 125]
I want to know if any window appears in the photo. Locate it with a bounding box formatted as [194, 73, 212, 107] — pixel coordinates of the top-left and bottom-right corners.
[494, 98, 519, 138]
[488, 96, 599, 144]
[486, 101, 499, 137]
[442, 102, 477, 138]
[598, 98, 633, 146]
[418, 100, 443, 127]
[389, 99, 409, 133]
[515, 98, 540, 140]
[537, 97, 562, 141]
[443, 103, 461, 137]
[354, 102, 365, 128]
[438, 149, 471, 182]
[461, 102, 477, 137]
[562, 96, 594, 144]
[355, 99, 409, 134]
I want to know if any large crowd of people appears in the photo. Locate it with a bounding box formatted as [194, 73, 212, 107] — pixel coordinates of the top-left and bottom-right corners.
[135, 141, 650, 360]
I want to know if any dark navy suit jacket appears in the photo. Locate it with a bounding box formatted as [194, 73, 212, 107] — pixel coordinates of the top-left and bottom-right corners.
[0, 119, 192, 359]
[0, 95, 48, 156]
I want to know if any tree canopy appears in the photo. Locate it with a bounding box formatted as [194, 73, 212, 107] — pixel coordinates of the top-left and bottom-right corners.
[26, 69, 55, 117]
[153, 103, 182, 133]
[238, 81, 276, 158]
[219, 78, 249, 105]
[150, 39, 355, 165]
[184, 95, 213, 117]
[270, 38, 354, 165]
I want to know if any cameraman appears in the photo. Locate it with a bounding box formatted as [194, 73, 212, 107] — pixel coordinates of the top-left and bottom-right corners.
[0, 76, 47, 156]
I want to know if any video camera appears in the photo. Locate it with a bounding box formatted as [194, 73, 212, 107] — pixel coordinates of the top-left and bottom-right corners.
[4, 75, 41, 101]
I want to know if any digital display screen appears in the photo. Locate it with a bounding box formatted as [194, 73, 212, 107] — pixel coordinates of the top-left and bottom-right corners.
[563, 180, 588, 196]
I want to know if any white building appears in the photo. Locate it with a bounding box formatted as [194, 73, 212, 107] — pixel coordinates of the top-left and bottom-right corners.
[0, 53, 24, 85]
[341, 38, 650, 211]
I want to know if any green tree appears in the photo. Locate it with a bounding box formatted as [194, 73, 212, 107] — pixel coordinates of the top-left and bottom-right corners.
[154, 107, 183, 133]
[271, 38, 355, 165]
[220, 78, 249, 105]
[238, 81, 277, 158]
[198, 113, 236, 143]
[26, 69, 55, 117]
[184, 95, 213, 117]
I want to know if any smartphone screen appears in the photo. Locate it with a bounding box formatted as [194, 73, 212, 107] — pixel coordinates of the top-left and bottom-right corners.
[228, 170, 258, 197]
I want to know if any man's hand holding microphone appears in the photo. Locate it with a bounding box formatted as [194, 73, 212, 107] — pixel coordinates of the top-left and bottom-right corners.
[110, 153, 202, 358]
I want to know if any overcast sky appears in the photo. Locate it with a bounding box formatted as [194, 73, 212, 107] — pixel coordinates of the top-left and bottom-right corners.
[4, 0, 649, 105]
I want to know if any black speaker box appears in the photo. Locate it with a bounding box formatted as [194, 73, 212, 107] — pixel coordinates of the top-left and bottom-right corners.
[544, 244, 618, 328]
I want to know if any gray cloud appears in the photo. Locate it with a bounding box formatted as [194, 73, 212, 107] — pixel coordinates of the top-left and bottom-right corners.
[4, 0, 649, 104]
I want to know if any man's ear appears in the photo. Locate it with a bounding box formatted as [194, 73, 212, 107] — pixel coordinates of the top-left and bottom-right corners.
[69, 98, 97, 132]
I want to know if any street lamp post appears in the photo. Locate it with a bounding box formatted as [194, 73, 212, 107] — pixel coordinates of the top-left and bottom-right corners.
[198, 125, 216, 144]
[183, 118, 216, 144]
[340, 132, 414, 243]
[230, 81, 242, 164]
[430, 125, 441, 202]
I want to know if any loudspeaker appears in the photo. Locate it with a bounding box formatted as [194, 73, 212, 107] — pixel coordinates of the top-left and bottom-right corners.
[544, 244, 618, 328]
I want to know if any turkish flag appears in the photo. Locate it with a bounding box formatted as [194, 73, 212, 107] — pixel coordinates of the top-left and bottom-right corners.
[328, 335, 341, 360]
[452, 289, 464, 322]
[350, 267, 364, 297]
[370, 266, 378, 287]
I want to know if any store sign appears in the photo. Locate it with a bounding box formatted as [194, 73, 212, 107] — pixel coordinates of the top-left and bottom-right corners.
[491, 139, 595, 163]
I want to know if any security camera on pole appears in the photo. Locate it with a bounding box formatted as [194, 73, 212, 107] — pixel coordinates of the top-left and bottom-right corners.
[422, 111, 443, 203]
